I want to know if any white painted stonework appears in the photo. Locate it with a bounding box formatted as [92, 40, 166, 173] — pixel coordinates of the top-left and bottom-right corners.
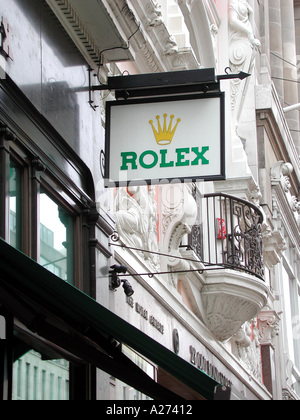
[95, 0, 300, 400]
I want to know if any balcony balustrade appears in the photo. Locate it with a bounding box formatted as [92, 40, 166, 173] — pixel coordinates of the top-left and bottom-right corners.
[187, 191, 264, 281]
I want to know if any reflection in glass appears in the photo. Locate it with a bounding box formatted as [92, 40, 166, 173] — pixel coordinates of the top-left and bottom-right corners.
[12, 350, 69, 401]
[9, 160, 22, 250]
[39, 190, 74, 283]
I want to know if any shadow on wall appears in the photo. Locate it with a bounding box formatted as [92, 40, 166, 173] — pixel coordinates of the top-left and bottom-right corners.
[13, 0, 84, 149]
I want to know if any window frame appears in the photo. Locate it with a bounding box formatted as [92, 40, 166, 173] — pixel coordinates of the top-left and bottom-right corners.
[38, 180, 80, 286]
[0, 133, 87, 290]
[0, 77, 98, 400]
[8, 152, 27, 252]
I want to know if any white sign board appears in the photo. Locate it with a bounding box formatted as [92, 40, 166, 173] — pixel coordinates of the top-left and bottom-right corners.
[105, 93, 225, 186]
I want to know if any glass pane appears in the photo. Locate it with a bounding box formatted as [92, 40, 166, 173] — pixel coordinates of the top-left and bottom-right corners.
[282, 269, 295, 363]
[9, 160, 22, 250]
[12, 350, 69, 400]
[39, 190, 74, 284]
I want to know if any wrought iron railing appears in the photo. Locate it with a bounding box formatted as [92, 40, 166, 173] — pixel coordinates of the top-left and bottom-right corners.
[185, 189, 264, 281]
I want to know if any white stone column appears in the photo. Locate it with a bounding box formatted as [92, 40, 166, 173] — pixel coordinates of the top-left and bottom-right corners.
[269, 0, 284, 103]
[281, 0, 300, 155]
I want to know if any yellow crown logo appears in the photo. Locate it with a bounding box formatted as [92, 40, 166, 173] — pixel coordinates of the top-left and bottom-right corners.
[149, 114, 181, 146]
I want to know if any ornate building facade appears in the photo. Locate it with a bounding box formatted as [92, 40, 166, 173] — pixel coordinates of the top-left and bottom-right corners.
[0, 0, 299, 401]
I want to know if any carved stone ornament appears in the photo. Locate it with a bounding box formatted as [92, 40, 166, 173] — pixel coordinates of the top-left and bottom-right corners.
[271, 161, 300, 216]
[232, 321, 263, 382]
[201, 269, 269, 342]
[130, 0, 199, 71]
[282, 388, 298, 401]
[146, 1, 164, 27]
[262, 223, 287, 268]
[114, 183, 198, 284]
[270, 161, 294, 183]
[114, 186, 160, 270]
[291, 196, 300, 214]
[160, 184, 197, 287]
[257, 310, 280, 346]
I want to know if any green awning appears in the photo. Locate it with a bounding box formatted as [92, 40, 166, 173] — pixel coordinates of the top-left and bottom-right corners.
[0, 238, 218, 400]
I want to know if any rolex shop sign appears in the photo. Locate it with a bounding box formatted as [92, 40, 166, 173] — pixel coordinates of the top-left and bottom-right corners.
[105, 93, 225, 187]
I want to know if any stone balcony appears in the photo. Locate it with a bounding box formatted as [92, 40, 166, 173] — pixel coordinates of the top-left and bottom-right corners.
[185, 191, 269, 341]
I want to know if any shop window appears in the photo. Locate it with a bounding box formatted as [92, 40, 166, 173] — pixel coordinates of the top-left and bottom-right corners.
[12, 351, 69, 401]
[6, 157, 76, 285]
[0, 77, 96, 400]
[39, 189, 74, 284]
[9, 159, 22, 251]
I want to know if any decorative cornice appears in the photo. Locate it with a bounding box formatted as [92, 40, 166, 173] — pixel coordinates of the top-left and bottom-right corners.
[46, 0, 125, 69]
[128, 0, 199, 72]
[46, 0, 200, 77]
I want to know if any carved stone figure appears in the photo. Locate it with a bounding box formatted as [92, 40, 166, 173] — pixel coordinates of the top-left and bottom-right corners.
[232, 321, 262, 382]
[159, 183, 197, 287]
[147, 1, 164, 27]
[229, 0, 260, 48]
[114, 186, 159, 269]
[229, 0, 260, 123]
[114, 183, 198, 285]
